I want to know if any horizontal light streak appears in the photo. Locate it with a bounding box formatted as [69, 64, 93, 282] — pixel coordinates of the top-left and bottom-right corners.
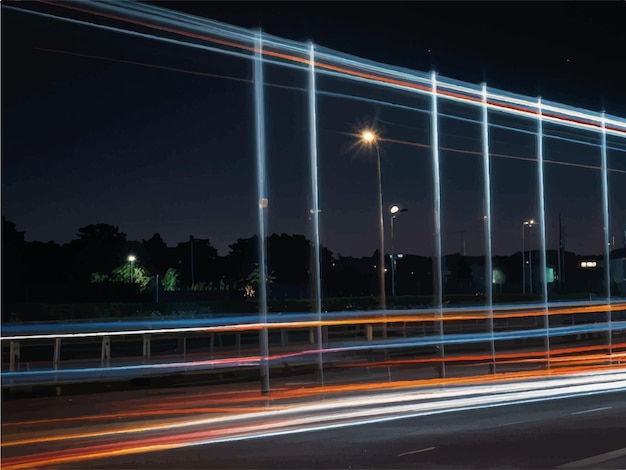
[338, 342, 626, 368]
[25, 48, 626, 170]
[3, 324, 625, 387]
[3, 302, 624, 341]
[2, 367, 626, 469]
[14, 1, 626, 139]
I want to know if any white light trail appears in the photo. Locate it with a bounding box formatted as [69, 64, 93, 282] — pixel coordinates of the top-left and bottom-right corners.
[7, 2, 626, 139]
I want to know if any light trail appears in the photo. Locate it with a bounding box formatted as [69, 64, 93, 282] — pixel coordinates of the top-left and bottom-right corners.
[2, 368, 626, 469]
[29, 45, 626, 172]
[2, 303, 625, 386]
[337, 342, 626, 369]
[5, 344, 625, 428]
[3, 301, 624, 340]
[1, 11, 624, 467]
[8, 1, 626, 138]
[3, 322, 625, 388]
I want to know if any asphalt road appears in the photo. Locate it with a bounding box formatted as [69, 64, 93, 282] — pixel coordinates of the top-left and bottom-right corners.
[75, 391, 626, 469]
[3, 378, 625, 469]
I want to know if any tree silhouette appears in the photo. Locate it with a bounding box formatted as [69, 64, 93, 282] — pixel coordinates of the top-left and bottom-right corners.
[142, 233, 170, 276]
[2, 216, 26, 303]
[70, 224, 127, 282]
[226, 236, 258, 293]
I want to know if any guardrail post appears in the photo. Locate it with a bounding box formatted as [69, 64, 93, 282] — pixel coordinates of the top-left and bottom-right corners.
[53, 337, 62, 370]
[366, 325, 373, 341]
[101, 336, 111, 367]
[10, 341, 20, 372]
[143, 334, 151, 363]
[280, 329, 288, 347]
[309, 327, 315, 345]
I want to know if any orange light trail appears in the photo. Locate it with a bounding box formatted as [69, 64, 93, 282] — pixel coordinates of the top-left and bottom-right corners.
[35, 1, 626, 137]
[3, 364, 626, 470]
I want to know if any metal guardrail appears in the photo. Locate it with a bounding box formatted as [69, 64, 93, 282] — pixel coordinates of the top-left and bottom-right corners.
[2, 300, 626, 387]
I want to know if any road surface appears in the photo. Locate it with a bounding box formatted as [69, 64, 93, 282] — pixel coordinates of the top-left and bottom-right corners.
[2, 369, 625, 469]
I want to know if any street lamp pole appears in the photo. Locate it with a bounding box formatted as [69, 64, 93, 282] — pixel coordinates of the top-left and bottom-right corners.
[190, 235, 195, 289]
[390, 204, 408, 298]
[391, 208, 396, 299]
[361, 129, 386, 337]
[375, 143, 386, 314]
[128, 255, 136, 285]
[522, 220, 534, 295]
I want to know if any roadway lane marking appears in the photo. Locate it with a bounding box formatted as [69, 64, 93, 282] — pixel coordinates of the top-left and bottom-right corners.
[496, 419, 538, 428]
[557, 447, 626, 469]
[398, 446, 435, 457]
[570, 406, 612, 415]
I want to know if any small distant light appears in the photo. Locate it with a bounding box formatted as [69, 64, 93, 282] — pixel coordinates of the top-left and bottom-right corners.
[580, 261, 597, 268]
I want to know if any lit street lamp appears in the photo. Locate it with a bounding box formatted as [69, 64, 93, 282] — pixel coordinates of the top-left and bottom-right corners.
[360, 129, 389, 340]
[390, 204, 408, 298]
[521, 220, 534, 294]
[127, 254, 136, 284]
[360, 129, 386, 315]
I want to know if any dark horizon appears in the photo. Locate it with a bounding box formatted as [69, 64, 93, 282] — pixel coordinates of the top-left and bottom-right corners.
[4, 215, 623, 260]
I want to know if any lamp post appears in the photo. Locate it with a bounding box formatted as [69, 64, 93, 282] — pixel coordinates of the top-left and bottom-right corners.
[361, 129, 387, 337]
[390, 204, 408, 298]
[127, 255, 136, 284]
[361, 130, 386, 309]
[521, 219, 534, 294]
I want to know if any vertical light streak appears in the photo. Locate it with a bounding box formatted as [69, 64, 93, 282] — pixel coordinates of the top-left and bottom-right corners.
[482, 83, 496, 372]
[375, 143, 387, 338]
[600, 111, 612, 359]
[308, 42, 324, 385]
[254, 30, 270, 394]
[431, 71, 445, 378]
[536, 97, 551, 368]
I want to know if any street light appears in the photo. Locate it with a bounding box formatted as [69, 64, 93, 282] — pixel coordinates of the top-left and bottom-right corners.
[521, 220, 534, 294]
[360, 129, 386, 314]
[127, 254, 136, 284]
[390, 204, 408, 298]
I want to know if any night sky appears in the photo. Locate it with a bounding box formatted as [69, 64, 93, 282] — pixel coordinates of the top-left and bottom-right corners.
[2, 1, 625, 258]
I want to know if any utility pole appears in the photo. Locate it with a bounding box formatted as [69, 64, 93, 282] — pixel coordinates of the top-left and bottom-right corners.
[190, 235, 195, 289]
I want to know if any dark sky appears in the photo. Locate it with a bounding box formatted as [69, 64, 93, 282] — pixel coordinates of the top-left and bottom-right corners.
[2, 1, 625, 258]
[159, 1, 626, 114]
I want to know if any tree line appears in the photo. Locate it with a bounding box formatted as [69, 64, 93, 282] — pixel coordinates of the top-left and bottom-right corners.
[3, 216, 611, 309]
[1, 216, 357, 304]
